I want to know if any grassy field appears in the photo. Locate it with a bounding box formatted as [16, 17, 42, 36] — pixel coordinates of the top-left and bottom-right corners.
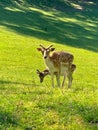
[0, 0, 98, 129]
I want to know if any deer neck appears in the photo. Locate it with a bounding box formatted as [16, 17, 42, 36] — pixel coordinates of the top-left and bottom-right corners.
[44, 56, 52, 67]
[44, 56, 58, 73]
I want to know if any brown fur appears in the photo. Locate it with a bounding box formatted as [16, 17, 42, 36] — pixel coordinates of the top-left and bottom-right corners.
[49, 51, 74, 68]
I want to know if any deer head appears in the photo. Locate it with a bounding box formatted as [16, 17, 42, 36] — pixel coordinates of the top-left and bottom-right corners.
[37, 69, 45, 83]
[37, 45, 55, 59]
[37, 69, 50, 83]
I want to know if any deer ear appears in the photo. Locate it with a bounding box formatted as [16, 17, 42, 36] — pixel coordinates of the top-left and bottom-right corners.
[37, 69, 39, 73]
[50, 48, 55, 51]
[37, 48, 42, 51]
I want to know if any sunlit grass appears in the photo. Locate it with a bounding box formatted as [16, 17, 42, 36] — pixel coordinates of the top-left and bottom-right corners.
[0, 0, 98, 129]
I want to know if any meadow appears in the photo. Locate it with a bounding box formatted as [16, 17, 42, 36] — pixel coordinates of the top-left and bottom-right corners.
[0, 0, 98, 129]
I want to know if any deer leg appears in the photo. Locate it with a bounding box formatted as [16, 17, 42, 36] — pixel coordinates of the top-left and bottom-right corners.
[67, 72, 73, 88]
[61, 72, 67, 88]
[67, 64, 76, 88]
[55, 73, 60, 87]
[51, 74, 54, 87]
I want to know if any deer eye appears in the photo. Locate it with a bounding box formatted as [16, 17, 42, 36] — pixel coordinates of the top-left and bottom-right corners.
[47, 50, 50, 52]
[41, 51, 44, 55]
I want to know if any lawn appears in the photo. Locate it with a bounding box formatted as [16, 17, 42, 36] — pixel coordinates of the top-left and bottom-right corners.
[0, 0, 98, 129]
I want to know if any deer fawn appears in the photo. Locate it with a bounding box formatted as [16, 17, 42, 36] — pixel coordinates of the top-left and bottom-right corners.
[37, 69, 49, 83]
[37, 45, 75, 88]
[37, 64, 76, 87]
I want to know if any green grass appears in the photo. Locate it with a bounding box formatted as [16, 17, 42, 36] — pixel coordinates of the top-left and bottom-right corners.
[0, 0, 98, 129]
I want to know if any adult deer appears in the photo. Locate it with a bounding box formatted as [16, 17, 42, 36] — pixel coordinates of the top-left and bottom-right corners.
[37, 64, 76, 87]
[37, 45, 74, 88]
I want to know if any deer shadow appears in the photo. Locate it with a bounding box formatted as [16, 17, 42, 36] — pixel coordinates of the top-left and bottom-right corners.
[0, 111, 19, 127]
[0, 80, 32, 86]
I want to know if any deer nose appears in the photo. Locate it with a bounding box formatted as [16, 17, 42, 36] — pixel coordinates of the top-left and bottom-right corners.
[44, 56, 47, 59]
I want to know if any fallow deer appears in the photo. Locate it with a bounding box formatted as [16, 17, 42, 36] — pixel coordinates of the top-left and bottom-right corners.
[37, 64, 76, 88]
[37, 45, 74, 88]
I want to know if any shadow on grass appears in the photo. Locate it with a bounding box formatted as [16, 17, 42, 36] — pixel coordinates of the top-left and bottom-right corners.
[0, 111, 19, 127]
[0, 80, 32, 86]
[75, 103, 98, 125]
[0, 0, 98, 52]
